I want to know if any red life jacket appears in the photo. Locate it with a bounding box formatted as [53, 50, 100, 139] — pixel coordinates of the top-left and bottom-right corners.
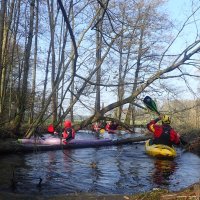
[105, 124, 110, 131]
[62, 120, 75, 141]
[93, 123, 101, 131]
[147, 119, 180, 146]
[63, 128, 75, 140]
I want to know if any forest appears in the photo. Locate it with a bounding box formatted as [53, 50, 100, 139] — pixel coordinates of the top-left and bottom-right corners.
[0, 0, 200, 139]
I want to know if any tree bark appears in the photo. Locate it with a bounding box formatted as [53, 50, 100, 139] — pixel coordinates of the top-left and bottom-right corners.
[0, 0, 7, 116]
[14, 0, 35, 133]
[29, 0, 39, 124]
[95, 4, 103, 113]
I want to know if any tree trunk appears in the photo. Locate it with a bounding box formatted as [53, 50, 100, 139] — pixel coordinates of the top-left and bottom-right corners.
[8, 0, 20, 120]
[29, 0, 39, 124]
[70, 0, 75, 122]
[117, 9, 125, 120]
[47, 0, 57, 123]
[95, 3, 103, 113]
[14, 0, 35, 133]
[0, 0, 7, 117]
[125, 28, 144, 126]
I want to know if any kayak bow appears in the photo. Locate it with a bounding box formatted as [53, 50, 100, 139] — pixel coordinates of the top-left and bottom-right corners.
[145, 139, 176, 158]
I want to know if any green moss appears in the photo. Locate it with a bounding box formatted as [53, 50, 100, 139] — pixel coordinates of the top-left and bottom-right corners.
[129, 189, 169, 200]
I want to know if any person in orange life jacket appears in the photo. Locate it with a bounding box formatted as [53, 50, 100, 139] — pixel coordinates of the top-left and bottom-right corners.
[62, 120, 75, 142]
[147, 115, 180, 147]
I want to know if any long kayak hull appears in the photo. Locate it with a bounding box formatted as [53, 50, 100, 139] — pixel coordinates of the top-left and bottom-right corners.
[145, 139, 176, 158]
[10, 136, 152, 153]
[17, 138, 114, 152]
[18, 137, 112, 146]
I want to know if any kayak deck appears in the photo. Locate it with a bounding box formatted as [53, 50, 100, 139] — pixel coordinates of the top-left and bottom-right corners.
[10, 136, 151, 153]
[18, 139, 114, 152]
[0, 136, 153, 154]
[145, 139, 176, 158]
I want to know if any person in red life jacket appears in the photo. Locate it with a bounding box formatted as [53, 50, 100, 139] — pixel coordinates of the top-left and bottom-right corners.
[105, 121, 112, 131]
[93, 122, 101, 132]
[147, 115, 180, 147]
[62, 120, 75, 143]
[105, 121, 118, 132]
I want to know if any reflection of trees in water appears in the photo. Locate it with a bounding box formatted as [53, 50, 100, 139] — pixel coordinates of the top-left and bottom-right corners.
[114, 146, 125, 188]
[61, 148, 104, 193]
[152, 159, 177, 186]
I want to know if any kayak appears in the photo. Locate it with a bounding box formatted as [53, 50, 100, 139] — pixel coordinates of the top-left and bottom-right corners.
[17, 137, 114, 152]
[108, 130, 118, 134]
[18, 137, 112, 146]
[0, 136, 152, 154]
[9, 136, 152, 153]
[100, 129, 122, 134]
[145, 139, 176, 158]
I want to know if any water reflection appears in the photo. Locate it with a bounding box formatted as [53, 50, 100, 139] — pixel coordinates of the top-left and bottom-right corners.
[152, 159, 177, 186]
[0, 131, 200, 196]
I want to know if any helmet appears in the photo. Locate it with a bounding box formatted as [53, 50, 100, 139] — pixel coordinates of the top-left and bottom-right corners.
[47, 124, 54, 133]
[162, 115, 171, 124]
[64, 120, 72, 128]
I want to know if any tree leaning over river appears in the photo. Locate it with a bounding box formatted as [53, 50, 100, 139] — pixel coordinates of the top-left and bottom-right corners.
[0, 0, 199, 138]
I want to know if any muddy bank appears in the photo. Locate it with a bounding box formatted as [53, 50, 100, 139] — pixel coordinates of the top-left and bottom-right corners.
[180, 130, 200, 155]
[0, 182, 199, 200]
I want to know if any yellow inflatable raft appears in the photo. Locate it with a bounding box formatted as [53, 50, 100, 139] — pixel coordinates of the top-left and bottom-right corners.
[145, 139, 176, 158]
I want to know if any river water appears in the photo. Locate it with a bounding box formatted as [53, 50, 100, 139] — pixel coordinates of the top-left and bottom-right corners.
[0, 130, 200, 196]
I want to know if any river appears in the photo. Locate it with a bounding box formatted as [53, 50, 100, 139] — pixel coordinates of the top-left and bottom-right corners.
[0, 130, 199, 196]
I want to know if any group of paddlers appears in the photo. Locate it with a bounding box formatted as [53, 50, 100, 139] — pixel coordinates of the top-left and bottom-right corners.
[48, 120, 75, 143]
[93, 114, 187, 147]
[49, 114, 187, 147]
[92, 121, 119, 133]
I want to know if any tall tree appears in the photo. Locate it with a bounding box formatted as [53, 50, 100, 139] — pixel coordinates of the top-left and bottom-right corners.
[14, 0, 35, 133]
[116, 4, 125, 121]
[0, 0, 7, 117]
[70, 0, 75, 122]
[8, 0, 21, 120]
[47, 0, 58, 123]
[29, 0, 39, 123]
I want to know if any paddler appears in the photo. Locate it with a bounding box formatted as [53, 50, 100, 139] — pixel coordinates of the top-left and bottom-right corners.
[147, 115, 180, 146]
[105, 121, 118, 132]
[62, 120, 76, 143]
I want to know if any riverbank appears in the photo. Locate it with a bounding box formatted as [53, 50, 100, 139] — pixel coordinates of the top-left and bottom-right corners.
[51, 182, 200, 199]
[0, 182, 199, 200]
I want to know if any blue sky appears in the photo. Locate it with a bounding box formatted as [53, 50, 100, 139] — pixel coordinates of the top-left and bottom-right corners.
[167, 0, 190, 19]
[102, 0, 200, 106]
[77, 0, 200, 115]
[166, 0, 195, 47]
[166, 0, 199, 98]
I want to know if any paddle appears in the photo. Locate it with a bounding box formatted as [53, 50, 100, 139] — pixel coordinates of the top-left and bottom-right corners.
[143, 96, 160, 115]
[143, 96, 188, 146]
